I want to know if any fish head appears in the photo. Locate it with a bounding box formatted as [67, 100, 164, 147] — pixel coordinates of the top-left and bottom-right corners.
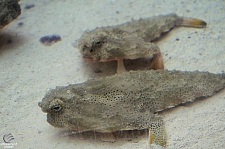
[38, 89, 69, 128]
[77, 28, 115, 62]
[38, 85, 90, 130]
[38, 80, 138, 132]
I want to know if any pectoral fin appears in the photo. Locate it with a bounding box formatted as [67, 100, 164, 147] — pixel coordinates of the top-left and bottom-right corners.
[149, 120, 167, 147]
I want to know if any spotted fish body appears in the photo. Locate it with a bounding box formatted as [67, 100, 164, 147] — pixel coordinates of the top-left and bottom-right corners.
[39, 70, 225, 146]
[77, 13, 206, 62]
[76, 13, 206, 73]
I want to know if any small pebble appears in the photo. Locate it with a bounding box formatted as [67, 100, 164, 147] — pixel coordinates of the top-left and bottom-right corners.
[24, 4, 35, 9]
[17, 22, 24, 27]
[39, 34, 61, 46]
[71, 41, 77, 47]
[175, 38, 179, 41]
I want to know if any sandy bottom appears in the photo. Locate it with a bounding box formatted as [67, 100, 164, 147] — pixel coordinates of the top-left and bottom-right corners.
[0, 0, 224, 148]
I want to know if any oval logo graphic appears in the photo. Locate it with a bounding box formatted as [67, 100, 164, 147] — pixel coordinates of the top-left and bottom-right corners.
[3, 133, 14, 143]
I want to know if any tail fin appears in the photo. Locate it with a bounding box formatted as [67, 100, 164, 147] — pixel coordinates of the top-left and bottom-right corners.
[177, 17, 207, 28]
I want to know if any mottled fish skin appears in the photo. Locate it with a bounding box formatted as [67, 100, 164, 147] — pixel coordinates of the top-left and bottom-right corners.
[77, 13, 206, 61]
[39, 70, 225, 131]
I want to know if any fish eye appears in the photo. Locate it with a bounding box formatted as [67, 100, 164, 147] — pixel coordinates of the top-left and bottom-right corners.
[51, 105, 61, 112]
[96, 41, 101, 45]
[49, 98, 64, 112]
[90, 49, 93, 52]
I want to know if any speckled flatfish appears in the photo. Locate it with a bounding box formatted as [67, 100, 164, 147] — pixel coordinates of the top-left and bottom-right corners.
[38, 70, 225, 147]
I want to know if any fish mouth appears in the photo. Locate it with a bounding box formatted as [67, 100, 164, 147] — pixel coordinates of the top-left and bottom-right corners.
[47, 114, 64, 128]
[82, 55, 95, 61]
[47, 114, 54, 126]
[82, 55, 118, 62]
[38, 101, 47, 113]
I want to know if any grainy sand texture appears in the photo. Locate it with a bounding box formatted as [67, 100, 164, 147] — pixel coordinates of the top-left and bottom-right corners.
[0, 0, 225, 148]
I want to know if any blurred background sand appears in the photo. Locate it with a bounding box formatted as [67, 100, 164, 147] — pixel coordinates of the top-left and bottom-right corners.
[0, 0, 224, 148]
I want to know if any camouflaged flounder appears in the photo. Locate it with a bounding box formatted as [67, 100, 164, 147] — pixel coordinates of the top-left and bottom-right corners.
[0, 0, 21, 29]
[39, 70, 225, 147]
